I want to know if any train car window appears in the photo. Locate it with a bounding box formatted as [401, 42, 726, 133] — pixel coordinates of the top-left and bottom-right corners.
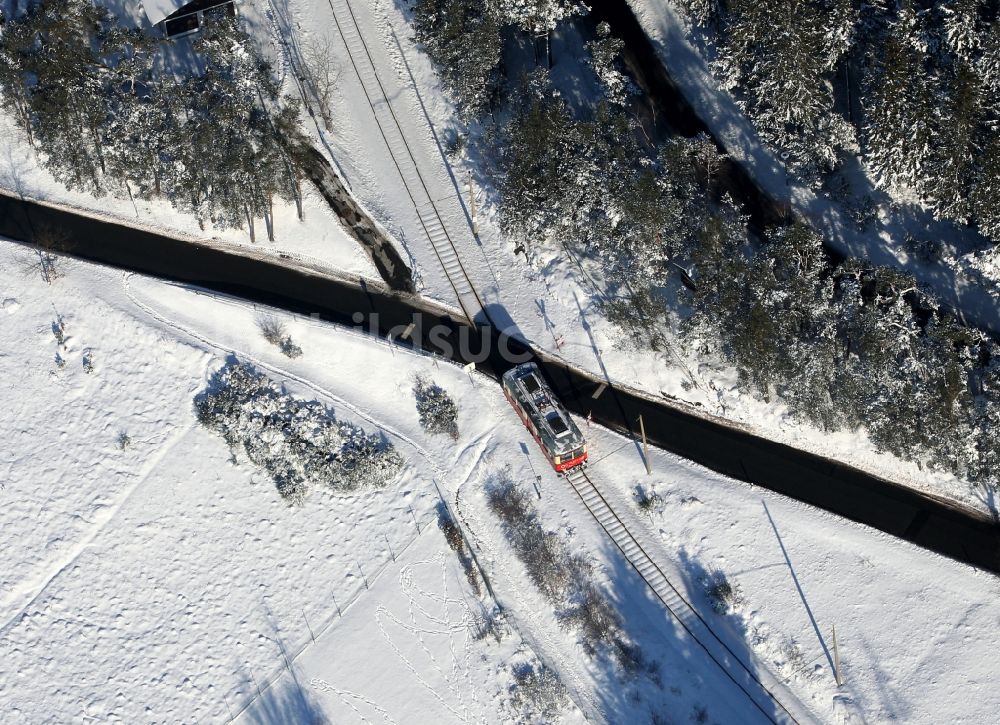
[547, 413, 569, 436]
[523, 375, 541, 394]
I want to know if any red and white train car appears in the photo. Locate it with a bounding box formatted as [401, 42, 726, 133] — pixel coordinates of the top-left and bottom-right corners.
[502, 362, 588, 473]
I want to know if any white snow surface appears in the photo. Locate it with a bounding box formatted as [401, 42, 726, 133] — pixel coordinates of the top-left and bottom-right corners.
[0, 0, 992, 513]
[0, 112, 378, 283]
[264, 0, 988, 513]
[2, 239, 999, 723]
[142, 0, 188, 25]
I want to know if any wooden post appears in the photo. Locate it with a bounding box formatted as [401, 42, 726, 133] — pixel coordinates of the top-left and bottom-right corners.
[833, 624, 843, 686]
[468, 171, 479, 236]
[639, 414, 651, 475]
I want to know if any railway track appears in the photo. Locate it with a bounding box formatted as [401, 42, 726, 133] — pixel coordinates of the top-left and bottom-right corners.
[323, 0, 486, 324]
[563, 467, 815, 725]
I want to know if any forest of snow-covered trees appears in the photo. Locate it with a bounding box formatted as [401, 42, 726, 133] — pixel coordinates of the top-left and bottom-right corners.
[410, 0, 1000, 492]
[0, 0, 304, 240]
[678, 0, 1000, 242]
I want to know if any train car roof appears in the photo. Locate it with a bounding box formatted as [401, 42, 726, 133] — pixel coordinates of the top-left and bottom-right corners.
[504, 363, 585, 451]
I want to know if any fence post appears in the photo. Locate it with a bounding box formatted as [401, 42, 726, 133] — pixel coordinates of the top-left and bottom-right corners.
[639, 414, 652, 475]
[833, 624, 843, 686]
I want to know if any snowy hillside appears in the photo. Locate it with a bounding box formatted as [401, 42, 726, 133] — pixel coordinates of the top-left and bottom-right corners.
[2, 0, 998, 514]
[2, 238, 999, 722]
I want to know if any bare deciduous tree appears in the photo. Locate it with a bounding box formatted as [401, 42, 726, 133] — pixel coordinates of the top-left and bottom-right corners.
[257, 314, 303, 358]
[34, 225, 71, 285]
[301, 34, 340, 133]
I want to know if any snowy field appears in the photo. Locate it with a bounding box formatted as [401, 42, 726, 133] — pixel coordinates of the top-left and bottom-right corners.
[2, 238, 999, 723]
[268, 0, 986, 512]
[0, 0, 992, 515]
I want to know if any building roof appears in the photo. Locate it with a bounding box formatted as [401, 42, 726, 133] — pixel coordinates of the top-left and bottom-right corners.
[143, 0, 188, 25]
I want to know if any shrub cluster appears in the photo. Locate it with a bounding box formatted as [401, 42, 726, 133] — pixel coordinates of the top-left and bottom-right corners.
[195, 361, 403, 503]
[414, 376, 459, 439]
[436, 501, 480, 596]
[486, 471, 641, 671]
[508, 661, 569, 723]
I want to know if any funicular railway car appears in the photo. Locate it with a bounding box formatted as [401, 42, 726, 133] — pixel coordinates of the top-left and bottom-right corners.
[502, 363, 588, 473]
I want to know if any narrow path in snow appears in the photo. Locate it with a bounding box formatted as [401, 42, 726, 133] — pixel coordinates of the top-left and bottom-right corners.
[3, 200, 996, 573]
[0, 421, 194, 639]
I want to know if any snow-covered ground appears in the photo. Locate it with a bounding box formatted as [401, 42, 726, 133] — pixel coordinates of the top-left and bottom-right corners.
[264, 0, 986, 513]
[0, 0, 995, 538]
[0, 104, 377, 284]
[0, 0, 990, 512]
[0, 237, 559, 723]
[2, 238, 999, 723]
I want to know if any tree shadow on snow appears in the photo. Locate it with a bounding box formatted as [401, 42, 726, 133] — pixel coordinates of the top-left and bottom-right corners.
[242, 678, 329, 725]
[566, 522, 784, 724]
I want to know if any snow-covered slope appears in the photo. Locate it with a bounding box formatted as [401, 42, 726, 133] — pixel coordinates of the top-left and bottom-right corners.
[2, 238, 998, 722]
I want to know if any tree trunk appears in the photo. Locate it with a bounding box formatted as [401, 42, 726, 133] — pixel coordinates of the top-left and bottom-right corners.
[295, 175, 303, 221]
[87, 119, 107, 175]
[267, 193, 275, 242]
[245, 204, 256, 243]
[15, 96, 34, 148]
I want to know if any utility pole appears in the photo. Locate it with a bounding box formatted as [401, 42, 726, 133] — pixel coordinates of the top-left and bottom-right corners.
[468, 171, 479, 236]
[833, 624, 843, 687]
[639, 414, 651, 475]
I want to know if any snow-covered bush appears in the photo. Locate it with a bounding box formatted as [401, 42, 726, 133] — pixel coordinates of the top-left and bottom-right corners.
[195, 360, 403, 503]
[51, 316, 66, 347]
[414, 376, 459, 439]
[508, 661, 569, 723]
[634, 484, 662, 514]
[257, 316, 303, 359]
[703, 570, 745, 614]
[486, 470, 639, 667]
[436, 501, 481, 595]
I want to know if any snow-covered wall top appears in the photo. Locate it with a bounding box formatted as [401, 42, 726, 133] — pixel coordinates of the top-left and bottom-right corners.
[141, 0, 188, 25]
